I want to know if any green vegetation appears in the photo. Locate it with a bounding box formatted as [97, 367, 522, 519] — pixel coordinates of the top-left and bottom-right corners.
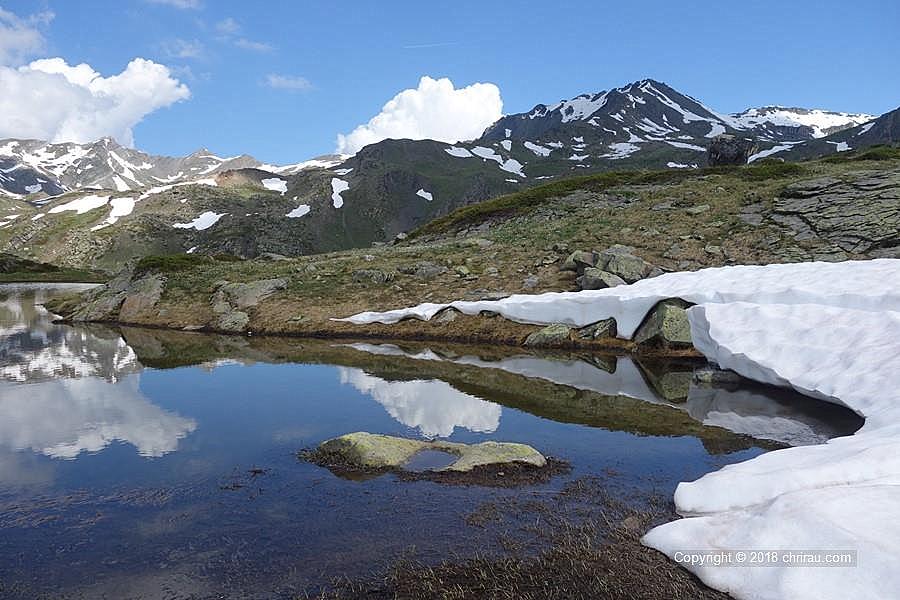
[0, 253, 105, 283]
[413, 162, 809, 237]
[134, 253, 243, 276]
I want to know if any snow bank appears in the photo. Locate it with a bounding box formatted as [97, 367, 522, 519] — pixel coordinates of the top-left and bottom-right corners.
[644, 301, 900, 600]
[338, 259, 900, 339]
[415, 188, 433, 201]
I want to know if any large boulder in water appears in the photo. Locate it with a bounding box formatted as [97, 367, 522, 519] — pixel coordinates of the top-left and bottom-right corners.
[707, 134, 759, 166]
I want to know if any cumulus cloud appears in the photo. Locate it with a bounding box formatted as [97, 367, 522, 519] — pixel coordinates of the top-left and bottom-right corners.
[336, 76, 503, 155]
[266, 74, 312, 91]
[0, 57, 190, 146]
[0, 7, 54, 66]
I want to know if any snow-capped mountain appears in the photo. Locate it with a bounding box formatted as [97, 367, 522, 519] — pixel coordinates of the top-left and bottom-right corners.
[0, 137, 260, 199]
[729, 106, 873, 140]
[0, 78, 893, 273]
[477, 79, 873, 169]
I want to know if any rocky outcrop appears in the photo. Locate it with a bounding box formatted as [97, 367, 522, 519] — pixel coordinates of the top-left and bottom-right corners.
[211, 278, 287, 331]
[772, 172, 900, 255]
[707, 134, 758, 166]
[563, 245, 656, 289]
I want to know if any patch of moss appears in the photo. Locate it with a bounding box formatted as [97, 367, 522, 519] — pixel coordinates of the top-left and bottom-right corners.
[134, 253, 244, 276]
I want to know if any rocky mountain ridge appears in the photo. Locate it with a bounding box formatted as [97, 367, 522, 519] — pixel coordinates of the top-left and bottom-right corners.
[0, 79, 894, 272]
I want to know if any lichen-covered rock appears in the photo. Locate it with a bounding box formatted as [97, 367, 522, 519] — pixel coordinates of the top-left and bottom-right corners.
[577, 268, 625, 290]
[604, 253, 653, 283]
[524, 323, 573, 347]
[352, 269, 395, 284]
[398, 261, 447, 280]
[634, 299, 693, 347]
[560, 250, 598, 272]
[311, 432, 546, 472]
[576, 318, 617, 340]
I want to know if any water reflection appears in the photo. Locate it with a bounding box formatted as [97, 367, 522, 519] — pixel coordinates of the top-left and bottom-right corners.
[343, 343, 861, 447]
[0, 285, 196, 467]
[338, 367, 501, 438]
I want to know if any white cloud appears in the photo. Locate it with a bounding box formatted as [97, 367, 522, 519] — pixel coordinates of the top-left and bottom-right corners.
[336, 76, 503, 155]
[234, 37, 273, 52]
[0, 7, 54, 66]
[266, 74, 312, 91]
[215, 17, 240, 35]
[0, 57, 190, 146]
[161, 38, 204, 59]
[145, 0, 201, 9]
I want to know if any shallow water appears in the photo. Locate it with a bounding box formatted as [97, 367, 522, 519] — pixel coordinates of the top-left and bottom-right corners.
[0, 284, 862, 599]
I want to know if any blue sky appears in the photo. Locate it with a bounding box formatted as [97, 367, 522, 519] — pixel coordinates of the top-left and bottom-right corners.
[3, 0, 899, 164]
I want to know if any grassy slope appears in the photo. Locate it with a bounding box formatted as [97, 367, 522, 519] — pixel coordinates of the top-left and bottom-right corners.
[54, 151, 900, 341]
[0, 253, 105, 283]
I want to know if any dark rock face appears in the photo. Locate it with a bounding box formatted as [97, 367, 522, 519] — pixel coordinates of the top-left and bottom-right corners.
[707, 134, 759, 166]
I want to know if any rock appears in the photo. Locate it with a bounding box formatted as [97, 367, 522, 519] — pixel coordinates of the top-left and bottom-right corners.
[216, 278, 287, 310]
[210, 278, 287, 331]
[118, 274, 165, 321]
[218, 309, 250, 331]
[576, 268, 626, 290]
[633, 299, 693, 348]
[694, 367, 745, 385]
[685, 204, 711, 215]
[576, 318, 616, 340]
[258, 252, 289, 261]
[352, 269, 395, 284]
[638, 360, 694, 402]
[773, 171, 900, 256]
[707, 134, 758, 166]
[604, 253, 652, 283]
[434, 307, 459, 324]
[522, 275, 539, 289]
[462, 289, 510, 301]
[310, 432, 546, 472]
[453, 265, 471, 277]
[524, 323, 573, 347]
[392, 232, 408, 244]
[398, 261, 447, 280]
[560, 250, 598, 272]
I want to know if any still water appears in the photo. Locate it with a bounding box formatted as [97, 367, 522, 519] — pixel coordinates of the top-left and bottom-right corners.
[0, 284, 861, 599]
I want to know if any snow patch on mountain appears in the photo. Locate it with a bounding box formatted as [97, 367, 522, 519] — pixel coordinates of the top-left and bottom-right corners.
[331, 178, 349, 208]
[173, 211, 227, 231]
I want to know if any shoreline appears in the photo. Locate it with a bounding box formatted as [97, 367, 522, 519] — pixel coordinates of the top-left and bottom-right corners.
[50, 314, 705, 358]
